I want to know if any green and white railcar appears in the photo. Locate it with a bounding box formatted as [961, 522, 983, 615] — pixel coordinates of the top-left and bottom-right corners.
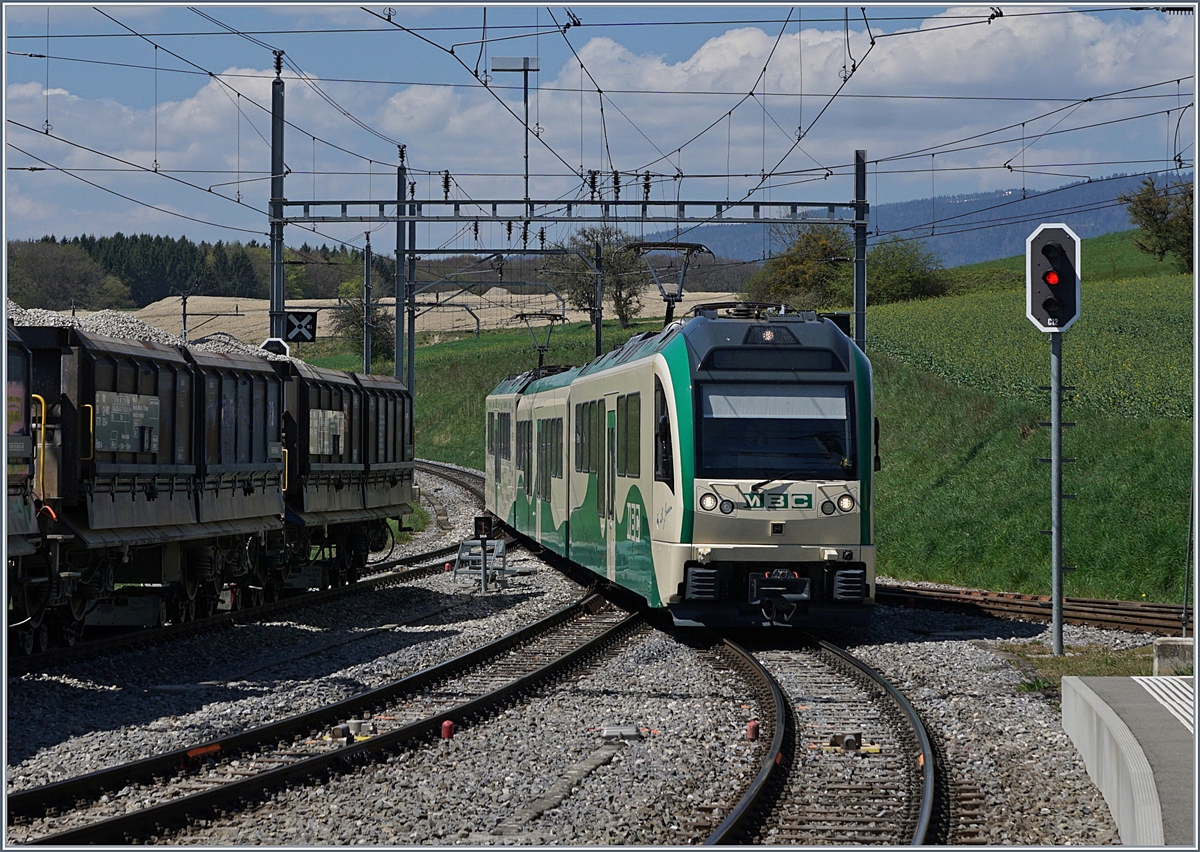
[486, 308, 877, 627]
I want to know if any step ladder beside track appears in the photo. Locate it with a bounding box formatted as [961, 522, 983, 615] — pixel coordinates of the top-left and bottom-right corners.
[452, 537, 511, 592]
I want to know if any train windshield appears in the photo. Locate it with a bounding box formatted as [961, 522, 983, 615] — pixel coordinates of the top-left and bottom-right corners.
[696, 382, 856, 480]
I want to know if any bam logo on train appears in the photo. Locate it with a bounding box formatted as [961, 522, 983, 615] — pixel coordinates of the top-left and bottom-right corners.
[741, 492, 814, 510]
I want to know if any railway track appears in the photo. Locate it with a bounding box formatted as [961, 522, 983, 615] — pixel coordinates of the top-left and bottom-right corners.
[709, 635, 936, 846]
[877, 582, 1194, 636]
[8, 594, 641, 845]
[415, 459, 485, 502]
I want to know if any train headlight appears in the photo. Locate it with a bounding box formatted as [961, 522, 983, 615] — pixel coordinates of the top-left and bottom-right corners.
[719, 499, 735, 515]
[821, 500, 836, 515]
[700, 493, 718, 512]
[837, 494, 856, 513]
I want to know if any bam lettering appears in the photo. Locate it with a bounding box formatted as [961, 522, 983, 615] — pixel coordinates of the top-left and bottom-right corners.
[740, 492, 814, 510]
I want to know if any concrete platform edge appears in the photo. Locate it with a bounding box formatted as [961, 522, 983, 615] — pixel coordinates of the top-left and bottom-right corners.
[1061, 675, 1164, 845]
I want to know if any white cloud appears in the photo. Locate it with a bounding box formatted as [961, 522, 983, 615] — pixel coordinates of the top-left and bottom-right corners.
[3, 6, 1194, 244]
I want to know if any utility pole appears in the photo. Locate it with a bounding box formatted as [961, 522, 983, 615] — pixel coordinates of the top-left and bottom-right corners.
[395, 156, 406, 384]
[407, 186, 417, 395]
[491, 57, 539, 213]
[269, 51, 286, 340]
[593, 241, 603, 357]
[280, 160, 868, 394]
[854, 150, 868, 351]
[363, 232, 372, 374]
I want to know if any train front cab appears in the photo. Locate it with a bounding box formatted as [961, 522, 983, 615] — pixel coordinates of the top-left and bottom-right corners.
[663, 314, 877, 628]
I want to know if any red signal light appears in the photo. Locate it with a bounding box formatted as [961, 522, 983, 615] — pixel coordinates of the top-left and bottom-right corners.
[1043, 270, 1061, 286]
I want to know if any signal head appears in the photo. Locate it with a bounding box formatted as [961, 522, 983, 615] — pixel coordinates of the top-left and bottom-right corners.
[1041, 241, 1064, 261]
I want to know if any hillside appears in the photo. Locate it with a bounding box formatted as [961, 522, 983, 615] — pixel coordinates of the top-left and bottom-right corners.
[646, 172, 1189, 267]
[371, 235, 1192, 603]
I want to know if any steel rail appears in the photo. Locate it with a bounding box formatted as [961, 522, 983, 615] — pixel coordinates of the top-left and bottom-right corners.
[19, 598, 641, 844]
[415, 460, 485, 501]
[816, 638, 937, 845]
[702, 636, 789, 846]
[9, 592, 610, 827]
[876, 582, 1194, 635]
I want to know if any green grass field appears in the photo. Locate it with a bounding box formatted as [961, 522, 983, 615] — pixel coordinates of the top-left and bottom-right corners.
[307, 230, 1193, 605]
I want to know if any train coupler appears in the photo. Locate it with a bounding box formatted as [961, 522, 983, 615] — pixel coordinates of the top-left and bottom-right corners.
[748, 568, 811, 606]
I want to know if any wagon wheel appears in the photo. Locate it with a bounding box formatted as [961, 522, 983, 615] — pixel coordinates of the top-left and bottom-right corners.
[182, 565, 200, 602]
[58, 618, 84, 648]
[68, 593, 89, 624]
[367, 520, 389, 552]
[248, 575, 266, 608]
[20, 584, 48, 631]
[33, 622, 50, 654]
[173, 596, 195, 624]
[15, 626, 35, 656]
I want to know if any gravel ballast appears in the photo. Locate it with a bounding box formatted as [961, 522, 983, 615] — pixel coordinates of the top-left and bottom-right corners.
[8, 584, 1145, 844]
[3, 303, 1146, 844]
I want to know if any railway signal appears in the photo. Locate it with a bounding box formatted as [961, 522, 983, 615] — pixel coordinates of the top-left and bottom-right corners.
[1026, 223, 1082, 656]
[285, 310, 317, 343]
[1026, 224, 1080, 332]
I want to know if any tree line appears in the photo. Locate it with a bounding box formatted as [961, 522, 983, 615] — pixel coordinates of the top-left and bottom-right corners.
[5, 230, 752, 316]
[8, 177, 1187, 319]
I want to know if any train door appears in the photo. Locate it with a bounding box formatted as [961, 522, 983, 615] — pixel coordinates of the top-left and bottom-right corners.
[605, 402, 617, 581]
[534, 417, 544, 542]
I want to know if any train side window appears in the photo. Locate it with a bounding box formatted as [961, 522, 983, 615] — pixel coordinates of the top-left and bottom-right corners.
[576, 405, 582, 472]
[581, 402, 590, 473]
[520, 419, 533, 496]
[596, 401, 606, 520]
[594, 400, 604, 475]
[654, 378, 674, 491]
[536, 419, 550, 497]
[624, 393, 640, 478]
[554, 417, 563, 479]
[616, 395, 626, 475]
[487, 412, 495, 457]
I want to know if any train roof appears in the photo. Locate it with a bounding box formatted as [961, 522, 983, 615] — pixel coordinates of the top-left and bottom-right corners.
[488, 309, 857, 399]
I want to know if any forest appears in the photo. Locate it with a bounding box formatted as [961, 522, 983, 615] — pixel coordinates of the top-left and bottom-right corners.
[5, 231, 751, 312]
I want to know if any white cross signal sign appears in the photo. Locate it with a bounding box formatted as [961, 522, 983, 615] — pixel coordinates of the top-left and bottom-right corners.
[285, 310, 318, 342]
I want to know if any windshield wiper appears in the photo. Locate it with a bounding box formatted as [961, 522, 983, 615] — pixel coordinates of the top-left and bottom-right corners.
[751, 469, 809, 492]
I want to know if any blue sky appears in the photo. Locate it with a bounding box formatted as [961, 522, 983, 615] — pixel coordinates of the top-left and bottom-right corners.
[4, 4, 1195, 253]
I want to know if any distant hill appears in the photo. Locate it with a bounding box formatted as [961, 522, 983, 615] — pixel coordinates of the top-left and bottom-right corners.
[646, 172, 1190, 268]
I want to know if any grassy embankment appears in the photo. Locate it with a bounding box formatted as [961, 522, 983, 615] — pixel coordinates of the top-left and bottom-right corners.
[305, 230, 1193, 605]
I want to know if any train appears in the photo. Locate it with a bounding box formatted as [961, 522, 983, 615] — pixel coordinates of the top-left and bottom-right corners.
[485, 303, 879, 627]
[6, 322, 414, 655]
